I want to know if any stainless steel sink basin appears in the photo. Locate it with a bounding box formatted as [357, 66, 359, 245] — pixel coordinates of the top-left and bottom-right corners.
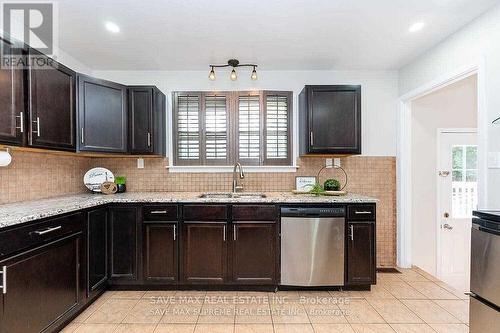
[199, 192, 266, 199]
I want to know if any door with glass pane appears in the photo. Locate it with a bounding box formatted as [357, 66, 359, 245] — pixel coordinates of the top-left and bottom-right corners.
[438, 130, 477, 292]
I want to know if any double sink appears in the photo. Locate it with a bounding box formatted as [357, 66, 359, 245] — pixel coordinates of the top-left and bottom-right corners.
[199, 192, 267, 199]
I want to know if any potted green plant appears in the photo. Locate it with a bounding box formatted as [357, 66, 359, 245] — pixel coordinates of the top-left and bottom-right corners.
[308, 183, 325, 196]
[115, 176, 127, 193]
[324, 178, 341, 191]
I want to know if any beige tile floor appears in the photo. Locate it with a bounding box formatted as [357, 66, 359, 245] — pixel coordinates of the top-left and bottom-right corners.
[63, 267, 470, 333]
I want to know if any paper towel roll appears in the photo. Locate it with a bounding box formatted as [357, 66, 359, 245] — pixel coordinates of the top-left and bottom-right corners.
[0, 150, 12, 167]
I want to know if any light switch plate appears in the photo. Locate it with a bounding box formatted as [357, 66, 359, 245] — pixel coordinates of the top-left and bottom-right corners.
[137, 158, 145, 169]
[334, 158, 341, 168]
[325, 158, 333, 168]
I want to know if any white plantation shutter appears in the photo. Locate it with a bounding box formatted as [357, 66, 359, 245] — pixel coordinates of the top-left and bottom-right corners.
[266, 94, 290, 161]
[173, 91, 292, 166]
[238, 95, 261, 161]
[205, 95, 228, 161]
[176, 94, 200, 162]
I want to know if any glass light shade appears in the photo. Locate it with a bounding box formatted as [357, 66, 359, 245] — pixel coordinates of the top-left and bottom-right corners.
[251, 68, 258, 80]
[230, 69, 237, 81]
[208, 68, 216, 81]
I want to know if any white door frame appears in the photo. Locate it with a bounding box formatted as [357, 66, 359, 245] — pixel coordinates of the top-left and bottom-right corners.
[397, 60, 488, 268]
[435, 128, 477, 279]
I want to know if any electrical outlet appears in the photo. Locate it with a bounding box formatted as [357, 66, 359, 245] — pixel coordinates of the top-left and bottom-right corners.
[334, 158, 341, 168]
[137, 158, 145, 169]
[325, 158, 333, 168]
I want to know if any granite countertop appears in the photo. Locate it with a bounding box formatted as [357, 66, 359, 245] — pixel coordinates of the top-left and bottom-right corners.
[0, 192, 378, 229]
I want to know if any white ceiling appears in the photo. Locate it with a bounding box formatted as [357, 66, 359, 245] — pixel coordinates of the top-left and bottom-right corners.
[56, 0, 499, 71]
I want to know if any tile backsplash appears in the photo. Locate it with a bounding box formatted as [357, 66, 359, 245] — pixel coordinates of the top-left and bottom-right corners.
[0, 151, 396, 267]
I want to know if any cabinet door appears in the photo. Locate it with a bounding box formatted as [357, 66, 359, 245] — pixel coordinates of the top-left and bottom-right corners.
[78, 74, 127, 152]
[153, 88, 166, 156]
[109, 207, 137, 281]
[308, 86, 361, 154]
[28, 49, 76, 151]
[231, 223, 277, 285]
[0, 37, 24, 145]
[143, 223, 177, 283]
[129, 87, 153, 154]
[346, 222, 375, 285]
[181, 223, 227, 284]
[0, 234, 81, 333]
[87, 208, 108, 296]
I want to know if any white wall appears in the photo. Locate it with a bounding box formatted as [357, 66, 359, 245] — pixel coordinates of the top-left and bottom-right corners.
[92, 70, 399, 158]
[400, 3, 500, 209]
[411, 75, 477, 275]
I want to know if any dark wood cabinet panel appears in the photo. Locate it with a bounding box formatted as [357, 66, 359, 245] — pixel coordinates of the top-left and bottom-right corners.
[183, 205, 228, 221]
[129, 87, 153, 154]
[231, 223, 277, 285]
[232, 205, 278, 221]
[153, 87, 166, 156]
[77, 74, 128, 153]
[143, 204, 178, 221]
[0, 37, 25, 145]
[87, 208, 108, 296]
[28, 49, 76, 151]
[346, 222, 376, 285]
[109, 207, 137, 281]
[143, 223, 177, 283]
[299, 85, 361, 155]
[0, 234, 81, 333]
[181, 223, 227, 284]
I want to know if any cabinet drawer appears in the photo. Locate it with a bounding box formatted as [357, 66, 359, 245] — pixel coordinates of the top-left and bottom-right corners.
[183, 205, 227, 221]
[0, 212, 84, 258]
[348, 205, 376, 220]
[143, 205, 178, 221]
[232, 205, 278, 221]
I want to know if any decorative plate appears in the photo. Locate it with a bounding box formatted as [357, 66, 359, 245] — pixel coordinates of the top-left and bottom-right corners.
[84, 167, 115, 192]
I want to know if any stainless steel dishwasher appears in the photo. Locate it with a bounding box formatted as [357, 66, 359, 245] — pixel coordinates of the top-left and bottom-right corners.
[280, 206, 345, 286]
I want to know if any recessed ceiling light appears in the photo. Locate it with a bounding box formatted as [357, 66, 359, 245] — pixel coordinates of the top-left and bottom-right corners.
[105, 21, 120, 33]
[409, 22, 425, 33]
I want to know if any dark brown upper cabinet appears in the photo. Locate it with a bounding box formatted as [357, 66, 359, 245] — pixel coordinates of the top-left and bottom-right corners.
[0, 37, 25, 146]
[299, 85, 361, 155]
[77, 74, 128, 153]
[28, 48, 76, 151]
[128, 86, 166, 155]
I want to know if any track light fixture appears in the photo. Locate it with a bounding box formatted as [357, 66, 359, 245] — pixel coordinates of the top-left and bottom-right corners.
[208, 59, 258, 81]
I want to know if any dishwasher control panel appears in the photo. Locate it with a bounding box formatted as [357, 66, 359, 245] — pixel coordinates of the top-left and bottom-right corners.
[281, 206, 345, 217]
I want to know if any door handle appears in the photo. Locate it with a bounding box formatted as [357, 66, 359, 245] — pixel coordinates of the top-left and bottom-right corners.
[354, 211, 372, 215]
[310, 131, 314, 146]
[173, 225, 176, 241]
[0, 266, 6, 294]
[443, 223, 453, 230]
[147, 132, 151, 147]
[349, 225, 354, 241]
[233, 225, 237, 241]
[223, 225, 226, 242]
[15, 112, 24, 133]
[150, 210, 167, 214]
[33, 225, 62, 235]
[438, 171, 450, 177]
[32, 117, 41, 137]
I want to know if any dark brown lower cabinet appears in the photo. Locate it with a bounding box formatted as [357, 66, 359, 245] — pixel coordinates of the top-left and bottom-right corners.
[143, 222, 177, 283]
[109, 206, 138, 282]
[231, 222, 277, 285]
[346, 222, 376, 285]
[181, 222, 227, 284]
[0, 234, 82, 333]
[87, 208, 108, 297]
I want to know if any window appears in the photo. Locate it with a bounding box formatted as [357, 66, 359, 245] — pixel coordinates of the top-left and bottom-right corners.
[173, 91, 292, 166]
[451, 145, 478, 218]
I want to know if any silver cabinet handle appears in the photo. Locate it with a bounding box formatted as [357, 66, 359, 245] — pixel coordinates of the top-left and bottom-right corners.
[150, 210, 167, 214]
[0, 266, 6, 294]
[355, 211, 372, 215]
[15, 112, 24, 133]
[147, 132, 151, 147]
[350, 225, 354, 241]
[233, 225, 237, 241]
[34, 225, 61, 235]
[32, 117, 41, 137]
[81, 127, 84, 144]
[173, 225, 176, 240]
[310, 131, 314, 146]
[223, 225, 226, 242]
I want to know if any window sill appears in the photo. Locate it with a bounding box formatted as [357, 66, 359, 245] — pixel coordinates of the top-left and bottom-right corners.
[166, 165, 299, 173]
